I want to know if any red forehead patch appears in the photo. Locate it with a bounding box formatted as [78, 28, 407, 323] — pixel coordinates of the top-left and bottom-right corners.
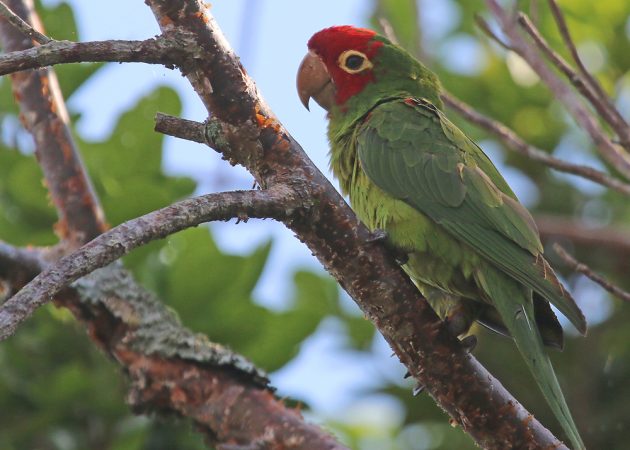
[308, 26, 380, 65]
[307, 26, 383, 107]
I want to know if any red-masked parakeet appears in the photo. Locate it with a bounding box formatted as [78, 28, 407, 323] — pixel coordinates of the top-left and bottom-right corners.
[297, 25, 586, 450]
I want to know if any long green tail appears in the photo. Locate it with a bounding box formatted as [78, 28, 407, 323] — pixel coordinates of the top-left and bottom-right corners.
[477, 269, 585, 450]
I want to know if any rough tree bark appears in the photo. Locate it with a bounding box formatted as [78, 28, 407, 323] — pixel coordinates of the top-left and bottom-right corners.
[4, 0, 626, 448]
[0, 1, 347, 448]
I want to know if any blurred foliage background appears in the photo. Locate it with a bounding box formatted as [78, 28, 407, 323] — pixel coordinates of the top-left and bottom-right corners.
[1, 0, 629, 449]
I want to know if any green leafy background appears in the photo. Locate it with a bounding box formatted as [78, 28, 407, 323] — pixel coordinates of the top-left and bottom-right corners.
[1, 0, 630, 449]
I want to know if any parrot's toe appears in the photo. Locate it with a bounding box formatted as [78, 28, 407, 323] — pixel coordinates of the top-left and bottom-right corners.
[367, 228, 389, 243]
[413, 383, 425, 396]
[402, 371, 425, 396]
[367, 228, 409, 264]
[460, 335, 477, 353]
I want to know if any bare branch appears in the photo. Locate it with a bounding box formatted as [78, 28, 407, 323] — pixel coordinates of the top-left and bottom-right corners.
[517, 12, 630, 150]
[553, 243, 630, 302]
[1, 249, 346, 449]
[0, 0, 49, 43]
[155, 112, 207, 144]
[485, 0, 630, 180]
[442, 92, 630, 196]
[123, 352, 348, 450]
[0, 188, 300, 341]
[377, 17, 399, 45]
[474, 14, 512, 51]
[0, 0, 106, 246]
[0, 36, 190, 76]
[546, 0, 630, 148]
[536, 215, 630, 257]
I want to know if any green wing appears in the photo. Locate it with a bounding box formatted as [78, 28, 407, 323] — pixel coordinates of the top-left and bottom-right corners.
[356, 97, 586, 334]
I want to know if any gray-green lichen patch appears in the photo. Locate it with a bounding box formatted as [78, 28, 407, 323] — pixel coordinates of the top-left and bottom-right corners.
[73, 262, 269, 387]
[204, 116, 232, 153]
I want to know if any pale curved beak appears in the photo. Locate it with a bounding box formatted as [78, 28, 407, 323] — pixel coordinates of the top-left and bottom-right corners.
[296, 51, 335, 111]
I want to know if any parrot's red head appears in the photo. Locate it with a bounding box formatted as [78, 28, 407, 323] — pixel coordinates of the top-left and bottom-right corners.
[297, 26, 384, 111]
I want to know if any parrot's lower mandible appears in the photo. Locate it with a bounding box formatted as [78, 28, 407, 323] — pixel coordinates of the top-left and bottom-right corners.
[297, 25, 586, 450]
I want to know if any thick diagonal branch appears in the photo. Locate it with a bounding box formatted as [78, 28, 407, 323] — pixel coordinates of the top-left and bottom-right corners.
[145, 2, 569, 447]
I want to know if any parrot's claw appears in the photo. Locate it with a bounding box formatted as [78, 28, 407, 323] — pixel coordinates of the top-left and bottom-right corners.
[367, 229, 409, 265]
[402, 371, 425, 395]
[367, 228, 389, 243]
[460, 335, 477, 353]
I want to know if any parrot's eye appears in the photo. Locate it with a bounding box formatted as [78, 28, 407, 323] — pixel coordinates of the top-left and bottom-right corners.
[338, 50, 373, 74]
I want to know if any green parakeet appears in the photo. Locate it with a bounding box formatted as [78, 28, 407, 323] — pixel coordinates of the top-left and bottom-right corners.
[297, 25, 586, 449]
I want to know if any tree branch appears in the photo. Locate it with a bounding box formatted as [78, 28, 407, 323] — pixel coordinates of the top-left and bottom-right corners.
[143, 1, 570, 447]
[516, 11, 630, 150]
[155, 112, 207, 144]
[474, 14, 512, 51]
[1, 248, 347, 449]
[0, 0, 106, 246]
[0, 35, 191, 76]
[536, 215, 630, 257]
[121, 352, 348, 450]
[0, 187, 299, 341]
[553, 244, 630, 302]
[442, 92, 630, 196]
[0, 0, 49, 43]
[485, 0, 630, 181]
[0, 1, 350, 447]
[546, 0, 630, 148]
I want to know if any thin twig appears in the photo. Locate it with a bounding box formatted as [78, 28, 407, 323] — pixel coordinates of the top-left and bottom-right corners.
[546, 0, 630, 148]
[485, 0, 630, 181]
[0, 188, 301, 341]
[517, 12, 630, 150]
[377, 17, 399, 45]
[0, 0, 50, 44]
[474, 14, 512, 51]
[442, 92, 630, 196]
[553, 243, 630, 302]
[536, 215, 630, 257]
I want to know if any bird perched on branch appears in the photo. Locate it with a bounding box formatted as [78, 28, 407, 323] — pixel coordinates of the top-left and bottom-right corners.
[297, 25, 586, 450]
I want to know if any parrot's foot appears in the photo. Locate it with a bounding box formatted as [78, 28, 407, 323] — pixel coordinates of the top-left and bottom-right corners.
[402, 371, 426, 396]
[460, 335, 477, 353]
[444, 305, 476, 337]
[367, 229, 409, 265]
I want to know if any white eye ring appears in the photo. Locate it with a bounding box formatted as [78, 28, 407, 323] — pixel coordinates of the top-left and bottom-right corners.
[338, 50, 373, 74]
